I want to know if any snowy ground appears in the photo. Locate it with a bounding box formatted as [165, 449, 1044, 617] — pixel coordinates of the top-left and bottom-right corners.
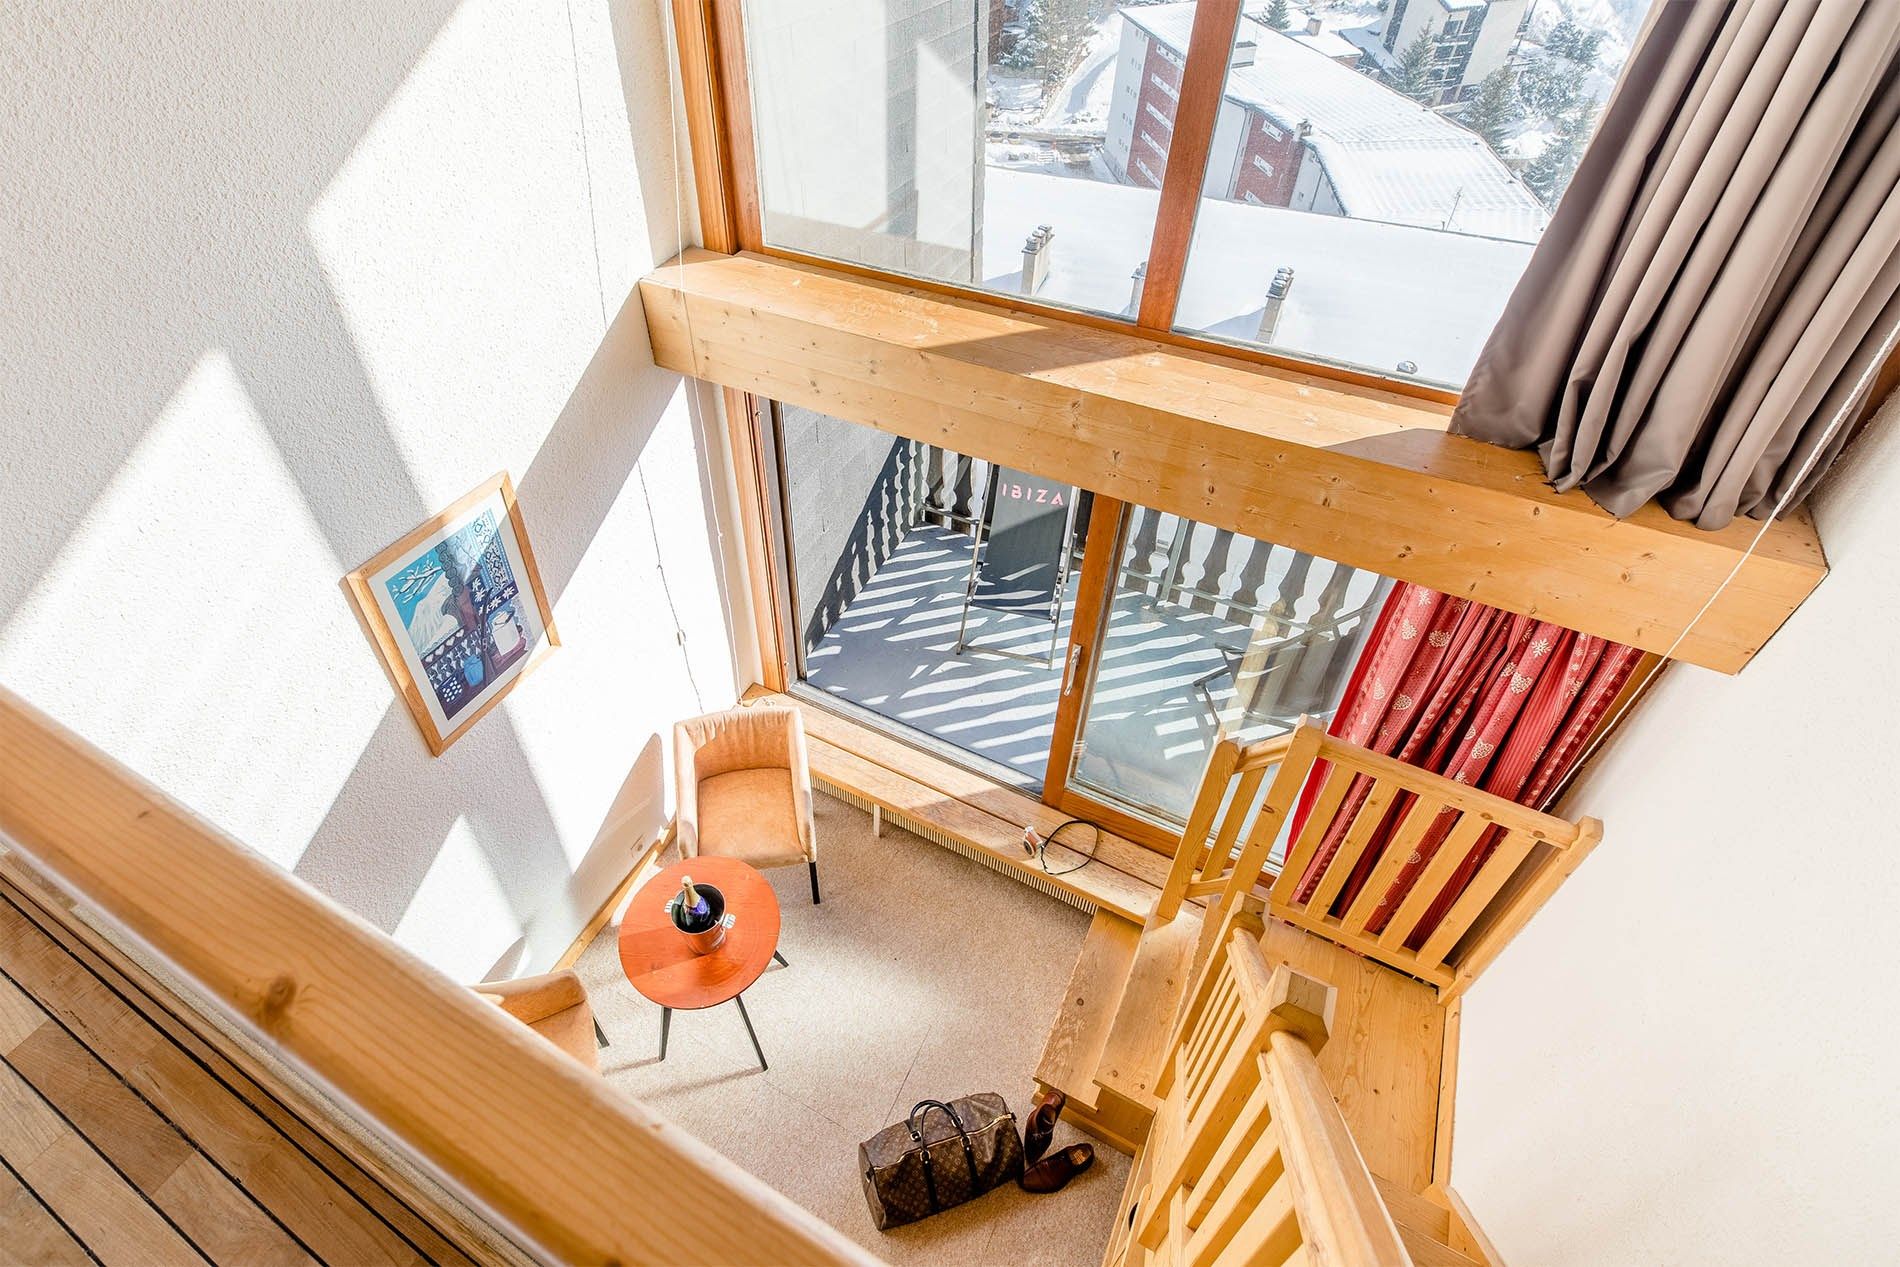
[986, 13, 1125, 174]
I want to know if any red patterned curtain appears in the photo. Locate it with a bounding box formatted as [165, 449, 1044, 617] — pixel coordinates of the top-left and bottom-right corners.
[1288, 583, 1641, 947]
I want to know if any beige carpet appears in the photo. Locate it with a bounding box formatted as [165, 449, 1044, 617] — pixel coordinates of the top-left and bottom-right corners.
[575, 791, 1129, 1267]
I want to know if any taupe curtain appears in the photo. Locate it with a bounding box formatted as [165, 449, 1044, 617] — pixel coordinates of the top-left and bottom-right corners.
[1452, 0, 1900, 529]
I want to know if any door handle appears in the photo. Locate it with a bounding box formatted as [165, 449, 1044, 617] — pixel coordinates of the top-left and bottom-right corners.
[1061, 643, 1087, 696]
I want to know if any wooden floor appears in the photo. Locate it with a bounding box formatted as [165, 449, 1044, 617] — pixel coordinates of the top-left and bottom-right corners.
[0, 881, 482, 1267]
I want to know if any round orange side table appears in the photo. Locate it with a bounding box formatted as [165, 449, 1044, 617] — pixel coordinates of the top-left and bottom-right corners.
[618, 855, 784, 1071]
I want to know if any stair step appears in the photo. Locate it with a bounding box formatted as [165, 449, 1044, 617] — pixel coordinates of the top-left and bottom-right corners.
[1095, 911, 1205, 1111]
[1373, 1173, 1451, 1243]
[1371, 1175, 1481, 1267]
[1035, 909, 1142, 1113]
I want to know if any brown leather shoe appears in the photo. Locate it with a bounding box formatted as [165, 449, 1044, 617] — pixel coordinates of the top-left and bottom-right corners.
[1019, 1143, 1094, 1194]
[1023, 1089, 1065, 1164]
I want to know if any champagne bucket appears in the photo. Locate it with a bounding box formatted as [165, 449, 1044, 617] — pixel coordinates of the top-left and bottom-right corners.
[666, 883, 730, 955]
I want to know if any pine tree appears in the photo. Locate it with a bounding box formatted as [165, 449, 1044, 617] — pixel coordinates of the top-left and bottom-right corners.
[1569, 27, 1603, 68]
[1463, 67, 1519, 154]
[1545, 17, 1586, 60]
[1524, 106, 1594, 208]
[1265, 0, 1292, 31]
[1518, 53, 1584, 119]
[1035, 0, 1095, 89]
[1384, 27, 1440, 105]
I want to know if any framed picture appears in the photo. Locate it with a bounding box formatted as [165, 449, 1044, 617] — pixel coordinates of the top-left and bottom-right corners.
[345, 473, 559, 755]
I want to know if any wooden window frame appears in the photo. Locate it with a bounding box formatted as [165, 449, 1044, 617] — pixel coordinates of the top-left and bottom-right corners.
[654, 0, 1826, 848]
[669, 0, 1458, 408]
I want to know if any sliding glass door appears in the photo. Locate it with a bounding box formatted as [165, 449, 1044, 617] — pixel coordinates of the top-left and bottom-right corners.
[764, 395, 1391, 846]
[770, 400, 1093, 790]
[1052, 504, 1389, 834]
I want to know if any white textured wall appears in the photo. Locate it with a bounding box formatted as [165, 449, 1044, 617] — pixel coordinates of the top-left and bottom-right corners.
[0, 0, 749, 982]
[1453, 395, 1900, 1264]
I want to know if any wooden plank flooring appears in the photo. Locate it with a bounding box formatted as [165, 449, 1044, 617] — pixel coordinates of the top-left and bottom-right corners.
[0, 886, 480, 1266]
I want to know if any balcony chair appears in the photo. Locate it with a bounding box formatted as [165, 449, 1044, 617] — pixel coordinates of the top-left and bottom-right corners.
[472, 969, 606, 1072]
[674, 704, 821, 904]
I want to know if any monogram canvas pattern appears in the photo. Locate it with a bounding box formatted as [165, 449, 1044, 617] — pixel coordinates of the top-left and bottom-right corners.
[860, 1093, 1025, 1230]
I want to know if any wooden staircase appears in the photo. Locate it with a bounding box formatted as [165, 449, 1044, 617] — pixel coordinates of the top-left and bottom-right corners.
[1041, 721, 1599, 1266]
[1099, 928, 1485, 1267]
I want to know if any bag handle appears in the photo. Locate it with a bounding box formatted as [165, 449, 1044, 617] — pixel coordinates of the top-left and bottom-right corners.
[907, 1099, 978, 1213]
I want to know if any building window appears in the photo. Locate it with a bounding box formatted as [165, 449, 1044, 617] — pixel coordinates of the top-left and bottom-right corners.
[1151, 72, 1180, 101]
[1250, 154, 1274, 179]
[1144, 101, 1174, 131]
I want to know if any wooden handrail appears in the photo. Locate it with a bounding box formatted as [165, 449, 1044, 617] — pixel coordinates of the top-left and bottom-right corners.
[1263, 1028, 1412, 1265]
[1162, 720, 1598, 996]
[0, 688, 880, 1267]
[1111, 934, 1411, 1267]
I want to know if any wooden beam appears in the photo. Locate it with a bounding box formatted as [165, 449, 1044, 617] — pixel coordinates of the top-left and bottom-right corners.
[0, 689, 878, 1267]
[1136, 0, 1241, 331]
[640, 250, 1827, 673]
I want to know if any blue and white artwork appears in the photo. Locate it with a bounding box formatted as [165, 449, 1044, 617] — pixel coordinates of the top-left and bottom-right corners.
[382, 508, 534, 722]
[362, 480, 550, 749]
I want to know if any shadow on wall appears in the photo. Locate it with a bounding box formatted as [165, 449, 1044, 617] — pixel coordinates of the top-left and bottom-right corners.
[0, 1, 730, 977]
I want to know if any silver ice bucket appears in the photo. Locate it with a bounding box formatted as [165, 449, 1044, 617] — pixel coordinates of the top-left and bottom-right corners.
[665, 882, 730, 954]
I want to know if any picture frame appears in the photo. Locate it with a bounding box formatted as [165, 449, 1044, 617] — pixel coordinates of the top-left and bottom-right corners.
[344, 472, 559, 756]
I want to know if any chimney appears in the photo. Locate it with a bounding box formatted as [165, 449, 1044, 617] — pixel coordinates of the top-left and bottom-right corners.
[1021, 224, 1055, 295]
[1128, 260, 1148, 317]
[1306, 16, 1323, 36]
[1231, 33, 1257, 68]
[1257, 266, 1295, 343]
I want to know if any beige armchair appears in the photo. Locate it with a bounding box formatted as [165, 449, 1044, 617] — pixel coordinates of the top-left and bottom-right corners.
[674, 705, 820, 903]
[472, 970, 603, 1072]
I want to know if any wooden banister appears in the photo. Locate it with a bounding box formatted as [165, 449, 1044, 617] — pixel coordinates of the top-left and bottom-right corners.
[1110, 933, 1413, 1267]
[1166, 720, 1597, 998]
[0, 688, 879, 1267]
[1263, 1029, 1411, 1266]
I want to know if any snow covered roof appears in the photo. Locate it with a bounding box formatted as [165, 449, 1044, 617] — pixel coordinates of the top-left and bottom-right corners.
[979, 166, 1531, 388]
[1123, 2, 1548, 242]
[1291, 31, 1361, 60]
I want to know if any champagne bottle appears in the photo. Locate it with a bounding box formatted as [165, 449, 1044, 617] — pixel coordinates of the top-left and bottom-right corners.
[675, 875, 713, 932]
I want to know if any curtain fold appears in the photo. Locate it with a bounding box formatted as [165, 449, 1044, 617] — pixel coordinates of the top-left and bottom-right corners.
[1451, 0, 1900, 529]
[1288, 584, 1641, 948]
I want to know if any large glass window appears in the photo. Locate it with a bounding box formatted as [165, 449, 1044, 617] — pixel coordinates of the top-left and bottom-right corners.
[1173, 0, 1653, 386]
[1066, 506, 1388, 827]
[740, 0, 1656, 389]
[770, 395, 1394, 831]
[773, 402, 1090, 788]
[742, 0, 1179, 320]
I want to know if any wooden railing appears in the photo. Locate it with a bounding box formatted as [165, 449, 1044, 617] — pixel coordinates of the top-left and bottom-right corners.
[1157, 721, 1599, 1001]
[0, 688, 881, 1267]
[1105, 930, 1411, 1267]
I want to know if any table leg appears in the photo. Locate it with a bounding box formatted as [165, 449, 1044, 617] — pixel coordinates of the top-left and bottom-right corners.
[772, 949, 789, 968]
[733, 995, 768, 1072]
[659, 1007, 671, 1061]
